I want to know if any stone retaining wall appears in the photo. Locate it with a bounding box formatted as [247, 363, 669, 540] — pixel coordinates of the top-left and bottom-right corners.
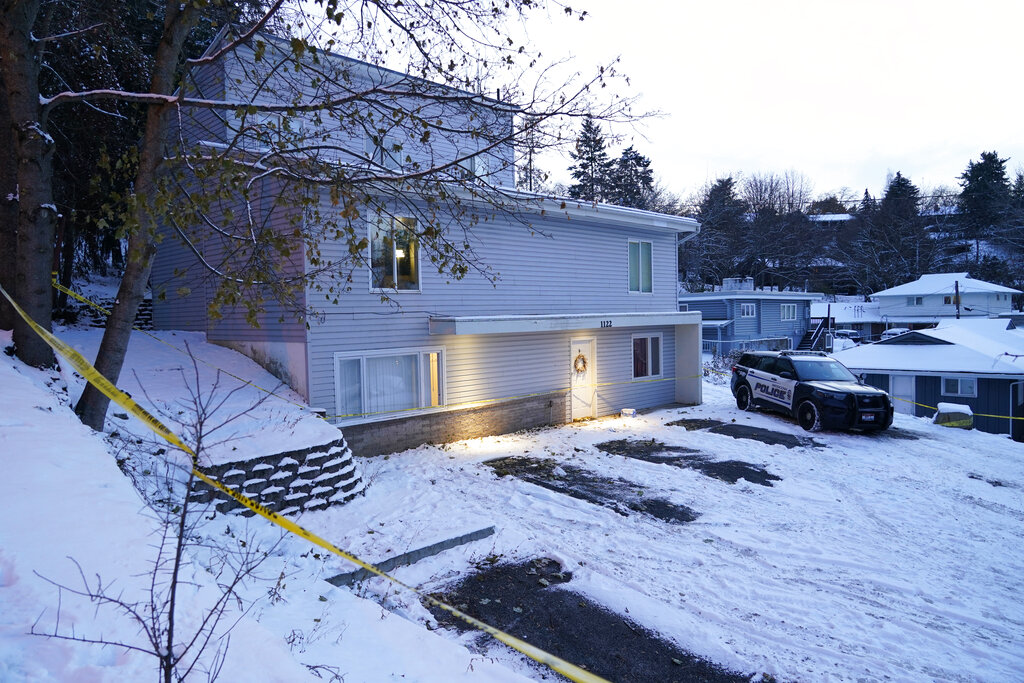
[189, 436, 363, 516]
[343, 391, 568, 458]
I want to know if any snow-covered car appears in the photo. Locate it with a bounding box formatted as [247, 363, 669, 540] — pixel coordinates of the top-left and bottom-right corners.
[879, 327, 911, 341]
[730, 350, 894, 432]
[833, 329, 861, 343]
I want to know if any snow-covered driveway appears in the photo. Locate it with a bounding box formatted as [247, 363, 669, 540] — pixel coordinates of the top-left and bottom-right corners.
[307, 382, 1024, 681]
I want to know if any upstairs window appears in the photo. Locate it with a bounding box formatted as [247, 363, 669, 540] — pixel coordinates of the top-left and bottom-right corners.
[907, 296, 923, 306]
[628, 240, 653, 293]
[780, 303, 796, 321]
[942, 377, 976, 397]
[371, 216, 419, 291]
[943, 295, 960, 305]
[632, 334, 662, 379]
[366, 133, 403, 171]
[458, 154, 489, 182]
[740, 303, 756, 318]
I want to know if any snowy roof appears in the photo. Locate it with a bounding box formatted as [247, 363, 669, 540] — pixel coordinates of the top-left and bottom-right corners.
[810, 300, 881, 323]
[807, 213, 853, 222]
[871, 272, 1021, 298]
[679, 290, 822, 302]
[833, 318, 1024, 375]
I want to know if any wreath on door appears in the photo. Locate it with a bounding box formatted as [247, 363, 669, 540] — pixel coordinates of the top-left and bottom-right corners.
[573, 352, 588, 374]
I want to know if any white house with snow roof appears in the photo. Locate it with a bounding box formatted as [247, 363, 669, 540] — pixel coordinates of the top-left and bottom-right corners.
[871, 272, 1020, 324]
[832, 318, 1024, 441]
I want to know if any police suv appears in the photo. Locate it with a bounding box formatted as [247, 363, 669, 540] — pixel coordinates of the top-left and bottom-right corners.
[730, 350, 894, 432]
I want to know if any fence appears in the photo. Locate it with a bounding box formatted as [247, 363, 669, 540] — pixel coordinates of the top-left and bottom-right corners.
[701, 337, 793, 357]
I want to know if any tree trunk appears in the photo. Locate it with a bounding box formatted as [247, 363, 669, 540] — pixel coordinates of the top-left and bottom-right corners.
[75, 2, 197, 429]
[0, 0, 57, 367]
[0, 69, 17, 330]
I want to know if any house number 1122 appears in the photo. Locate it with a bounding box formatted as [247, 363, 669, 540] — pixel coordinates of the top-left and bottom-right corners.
[600, 320, 613, 328]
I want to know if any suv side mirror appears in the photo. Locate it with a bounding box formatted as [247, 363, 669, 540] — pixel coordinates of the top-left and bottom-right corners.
[857, 373, 867, 384]
[779, 371, 794, 380]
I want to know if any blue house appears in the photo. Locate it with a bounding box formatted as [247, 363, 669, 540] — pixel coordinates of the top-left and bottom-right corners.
[833, 318, 1024, 441]
[678, 279, 820, 356]
[151, 32, 703, 456]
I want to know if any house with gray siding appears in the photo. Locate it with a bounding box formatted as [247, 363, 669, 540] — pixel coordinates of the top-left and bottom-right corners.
[151, 32, 703, 456]
[678, 279, 818, 356]
[832, 318, 1024, 441]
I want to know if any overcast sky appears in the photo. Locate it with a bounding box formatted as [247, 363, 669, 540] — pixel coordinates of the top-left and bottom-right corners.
[523, 0, 1024, 202]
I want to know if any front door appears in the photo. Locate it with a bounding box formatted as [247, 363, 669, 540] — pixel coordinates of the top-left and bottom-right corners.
[890, 374, 915, 415]
[570, 338, 596, 420]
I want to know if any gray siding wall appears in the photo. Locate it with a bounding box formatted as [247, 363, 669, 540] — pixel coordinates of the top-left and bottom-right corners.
[863, 374, 890, 392]
[684, 301, 727, 319]
[305, 202, 685, 421]
[211, 43, 517, 187]
[311, 314, 678, 424]
[915, 375, 1013, 436]
[732, 299, 760, 338]
[152, 175, 307, 343]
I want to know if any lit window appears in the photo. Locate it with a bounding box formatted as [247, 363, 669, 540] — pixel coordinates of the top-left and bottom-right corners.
[632, 334, 662, 379]
[941, 376, 976, 397]
[740, 303, 756, 318]
[334, 348, 444, 420]
[371, 216, 419, 291]
[628, 240, 653, 293]
[781, 303, 796, 321]
[943, 295, 960, 306]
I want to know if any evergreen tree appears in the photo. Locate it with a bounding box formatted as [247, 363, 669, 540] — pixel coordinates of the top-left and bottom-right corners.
[958, 151, 1011, 235]
[958, 151, 1014, 265]
[608, 145, 654, 209]
[567, 117, 613, 202]
[684, 177, 748, 287]
[880, 171, 920, 222]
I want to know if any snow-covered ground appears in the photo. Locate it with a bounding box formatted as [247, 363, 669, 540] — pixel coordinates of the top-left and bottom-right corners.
[2, 327, 1024, 681]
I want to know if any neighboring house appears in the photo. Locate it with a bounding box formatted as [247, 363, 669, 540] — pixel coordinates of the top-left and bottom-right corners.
[151, 32, 703, 456]
[870, 272, 1020, 327]
[678, 278, 819, 356]
[812, 272, 1022, 342]
[832, 318, 1024, 441]
[809, 300, 883, 342]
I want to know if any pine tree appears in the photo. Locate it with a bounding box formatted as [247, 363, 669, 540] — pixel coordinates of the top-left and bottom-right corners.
[959, 151, 1011, 234]
[567, 117, 613, 202]
[608, 145, 654, 209]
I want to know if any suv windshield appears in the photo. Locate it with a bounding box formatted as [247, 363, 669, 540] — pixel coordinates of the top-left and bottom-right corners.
[792, 358, 857, 382]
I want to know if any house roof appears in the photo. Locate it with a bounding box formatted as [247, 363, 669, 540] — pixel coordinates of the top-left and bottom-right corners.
[871, 272, 1021, 298]
[679, 290, 821, 302]
[832, 318, 1024, 375]
[810, 301, 881, 323]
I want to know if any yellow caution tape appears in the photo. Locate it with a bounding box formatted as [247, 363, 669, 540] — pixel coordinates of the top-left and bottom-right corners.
[4, 282, 610, 683]
[890, 395, 1024, 421]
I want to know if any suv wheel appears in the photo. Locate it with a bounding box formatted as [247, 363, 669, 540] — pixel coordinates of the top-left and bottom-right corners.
[735, 384, 754, 411]
[797, 399, 822, 432]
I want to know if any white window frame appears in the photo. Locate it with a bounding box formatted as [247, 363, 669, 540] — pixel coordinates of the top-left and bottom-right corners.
[780, 303, 796, 321]
[631, 333, 663, 379]
[333, 347, 446, 422]
[907, 296, 923, 306]
[678, 303, 688, 312]
[740, 303, 756, 318]
[369, 215, 421, 293]
[365, 132, 403, 171]
[627, 240, 653, 294]
[941, 376, 977, 398]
